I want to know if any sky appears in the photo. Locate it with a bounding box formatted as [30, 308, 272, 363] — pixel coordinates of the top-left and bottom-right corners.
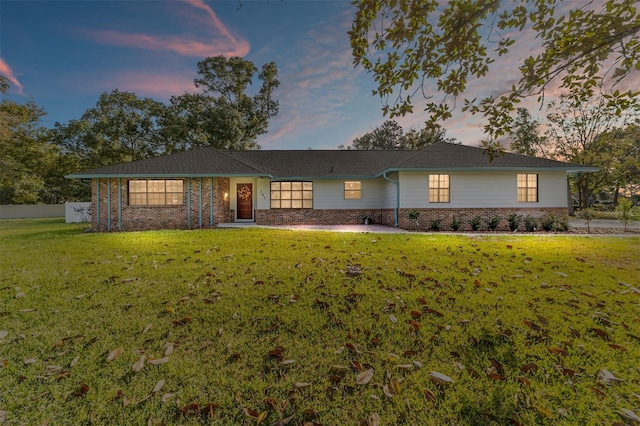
[1, 0, 638, 150]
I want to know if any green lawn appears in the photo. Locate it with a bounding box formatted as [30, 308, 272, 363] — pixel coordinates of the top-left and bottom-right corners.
[1, 219, 639, 425]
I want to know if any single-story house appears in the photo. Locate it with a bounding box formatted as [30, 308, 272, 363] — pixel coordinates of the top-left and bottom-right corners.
[66, 142, 598, 232]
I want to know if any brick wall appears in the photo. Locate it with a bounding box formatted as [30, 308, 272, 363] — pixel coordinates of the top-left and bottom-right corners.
[256, 207, 567, 232]
[256, 209, 396, 226]
[398, 207, 568, 231]
[92, 177, 231, 232]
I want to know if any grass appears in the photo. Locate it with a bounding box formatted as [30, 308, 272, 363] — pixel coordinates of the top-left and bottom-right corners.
[1, 218, 639, 425]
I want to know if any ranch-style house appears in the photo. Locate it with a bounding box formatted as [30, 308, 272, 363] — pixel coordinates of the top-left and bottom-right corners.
[66, 142, 598, 232]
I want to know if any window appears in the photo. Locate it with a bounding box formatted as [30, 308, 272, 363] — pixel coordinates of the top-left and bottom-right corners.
[517, 173, 538, 202]
[270, 182, 313, 209]
[344, 181, 362, 199]
[429, 174, 450, 203]
[129, 179, 184, 206]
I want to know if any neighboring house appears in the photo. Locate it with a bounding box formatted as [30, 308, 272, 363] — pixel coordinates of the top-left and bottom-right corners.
[66, 142, 598, 232]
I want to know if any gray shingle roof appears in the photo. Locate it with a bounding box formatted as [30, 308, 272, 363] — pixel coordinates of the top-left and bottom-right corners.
[66, 142, 598, 179]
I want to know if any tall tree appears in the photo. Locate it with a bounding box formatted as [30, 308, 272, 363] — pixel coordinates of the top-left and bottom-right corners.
[545, 94, 640, 209]
[597, 124, 640, 202]
[350, 0, 640, 145]
[51, 90, 168, 170]
[508, 108, 548, 157]
[0, 76, 58, 203]
[164, 56, 279, 150]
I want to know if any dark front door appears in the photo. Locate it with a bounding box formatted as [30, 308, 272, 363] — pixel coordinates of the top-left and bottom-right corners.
[236, 183, 253, 220]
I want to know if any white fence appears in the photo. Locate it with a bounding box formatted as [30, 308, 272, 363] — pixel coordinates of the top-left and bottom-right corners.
[0, 203, 92, 223]
[65, 202, 92, 223]
[0, 204, 65, 219]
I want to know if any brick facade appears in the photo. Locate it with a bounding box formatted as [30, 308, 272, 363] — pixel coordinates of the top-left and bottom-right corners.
[91, 177, 231, 232]
[255, 207, 567, 231]
[92, 178, 567, 233]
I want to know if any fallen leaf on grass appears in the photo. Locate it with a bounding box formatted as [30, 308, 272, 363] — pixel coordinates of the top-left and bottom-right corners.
[132, 355, 146, 372]
[429, 371, 454, 385]
[0, 330, 7, 339]
[152, 379, 165, 394]
[106, 347, 124, 362]
[70, 383, 89, 398]
[360, 412, 381, 426]
[148, 357, 169, 365]
[180, 402, 219, 418]
[356, 369, 374, 385]
[617, 408, 640, 423]
[598, 369, 624, 384]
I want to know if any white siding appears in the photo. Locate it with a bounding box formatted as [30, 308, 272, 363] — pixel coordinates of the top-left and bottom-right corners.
[312, 178, 390, 209]
[399, 171, 568, 208]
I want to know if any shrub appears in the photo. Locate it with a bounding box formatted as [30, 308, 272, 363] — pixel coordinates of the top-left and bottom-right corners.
[430, 218, 443, 231]
[616, 198, 638, 232]
[507, 213, 522, 232]
[486, 216, 500, 231]
[575, 208, 596, 233]
[451, 216, 463, 231]
[471, 216, 482, 231]
[540, 215, 559, 231]
[524, 216, 537, 232]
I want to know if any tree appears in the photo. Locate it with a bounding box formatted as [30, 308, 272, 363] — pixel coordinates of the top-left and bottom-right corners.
[51, 90, 168, 170]
[342, 119, 454, 150]
[350, 0, 640, 144]
[164, 56, 279, 150]
[596, 124, 640, 202]
[0, 76, 59, 203]
[507, 108, 548, 157]
[544, 94, 640, 209]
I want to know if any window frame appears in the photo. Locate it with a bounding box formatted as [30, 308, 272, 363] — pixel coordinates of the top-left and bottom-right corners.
[270, 181, 313, 209]
[517, 173, 538, 203]
[344, 181, 362, 199]
[428, 174, 450, 203]
[128, 179, 184, 206]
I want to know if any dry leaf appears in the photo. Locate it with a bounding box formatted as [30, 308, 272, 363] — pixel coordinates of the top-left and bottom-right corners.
[69, 355, 80, 368]
[161, 393, 175, 403]
[356, 369, 374, 385]
[148, 356, 169, 365]
[361, 413, 381, 426]
[164, 344, 174, 356]
[598, 369, 624, 384]
[389, 314, 398, 323]
[429, 371, 454, 385]
[617, 408, 640, 423]
[0, 330, 7, 339]
[256, 410, 268, 425]
[132, 355, 146, 372]
[152, 379, 165, 394]
[106, 347, 124, 362]
[278, 359, 296, 367]
[293, 382, 311, 389]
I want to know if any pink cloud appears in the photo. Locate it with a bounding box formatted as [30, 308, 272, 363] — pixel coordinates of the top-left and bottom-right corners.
[86, 71, 199, 98]
[87, 0, 249, 58]
[0, 58, 24, 94]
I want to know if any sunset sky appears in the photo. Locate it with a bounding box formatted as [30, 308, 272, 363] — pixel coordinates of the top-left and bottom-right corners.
[2, 1, 638, 150]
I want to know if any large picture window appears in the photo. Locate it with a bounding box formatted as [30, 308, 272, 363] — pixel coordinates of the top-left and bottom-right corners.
[429, 174, 450, 203]
[344, 181, 362, 199]
[129, 179, 184, 206]
[517, 173, 538, 202]
[270, 182, 313, 209]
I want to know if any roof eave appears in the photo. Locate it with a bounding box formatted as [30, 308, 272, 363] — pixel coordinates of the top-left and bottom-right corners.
[65, 173, 273, 179]
[376, 166, 600, 176]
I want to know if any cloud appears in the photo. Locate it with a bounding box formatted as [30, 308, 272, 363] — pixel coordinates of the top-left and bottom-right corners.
[97, 72, 198, 98]
[87, 0, 249, 58]
[0, 58, 24, 94]
[259, 8, 362, 147]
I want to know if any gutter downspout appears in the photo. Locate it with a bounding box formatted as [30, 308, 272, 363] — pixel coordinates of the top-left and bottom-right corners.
[383, 172, 399, 227]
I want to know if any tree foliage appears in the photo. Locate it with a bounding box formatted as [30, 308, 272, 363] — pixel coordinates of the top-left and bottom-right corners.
[53, 57, 280, 174]
[0, 76, 77, 204]
[164, 56, 280, 151]
[52, 90, 168, 170]
[350, 0, 640, 144]
[507, 108, 548, 157]
[343, 119, 454, 150]
[544, 94, 640, 209]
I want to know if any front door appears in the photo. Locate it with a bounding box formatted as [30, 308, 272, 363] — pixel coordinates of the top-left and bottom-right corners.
[236, 183, 253, 220]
